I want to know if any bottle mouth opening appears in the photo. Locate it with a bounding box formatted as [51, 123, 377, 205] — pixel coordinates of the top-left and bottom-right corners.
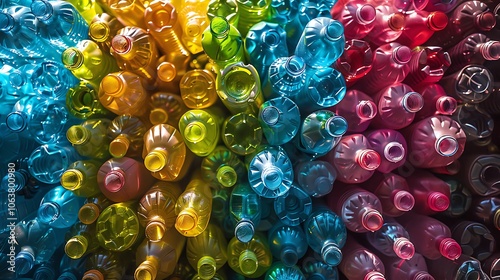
[145, 220, 166, 242]
[61, 169, 84, 190]
[111, 35, 132, 54]
[184, 121, 207, 143]
[101, 74, 123, 96]
[66, 125, 90, 145]
[6, 112, 28, 132]
[428, 192, 450, 212]
[364, 271, 386, 280]
[263, 30, 281, 47]
[149, 108, 169, 125]
[281, 247, 299, 266]
[62, 48, 84, 69]
[261, 106, 281, 126]
[436, 96, 457, 115]
[157, 62, 177, 82]
[482, 41, 500, 60]
[413, 272, 435, 280]
[389, 13, 405, 31]
[476, 12, 496, 31]
[104, 170, 125, 192]
[109, 136, 130, 158]
[31, 0, 53, 21]
[79, 203, 100, 224]
[428, 12, 448, 31]
[325, 116, 348, 137]
[384, 142, 406, 163]
[176, 209, 198, 231]
[356, 100, 377, 120]
[439, 238, 462, 260]
[235, 220, 255, 243]
[151, 8, 175, 28]
[480, 165, 500, 186]
[65, 236, 89, 259]
[210, 16, 230, 38]
[197, 256, 217, 279]
[83, 269, 105, 280]
[435, 135, 459, 157]
[356, 149, 381, 171]
[239, 250, 259, 275]
[402, 92, 424, 113]
[321, 242, 342, 266]
[393, 237, 415, 260]
[89, 22, 110, 42]
[223, 67, 255, 100]
[467, 72, 490, 94]
[315, 177, 333, 195]
[38, 202, 60, 223]
[216, 165, 237, 187]
[261, 166, 284, 190]
[393, 45, 412, 64]
[285, 56, 306, 75]
[356, 4, 376, 24]
[144, 149, 168, 172]
[0, 13, 14, 32]
[393, 190, 415, 212]
[361, 209, 384, 231]
[324, 20, 344, 41]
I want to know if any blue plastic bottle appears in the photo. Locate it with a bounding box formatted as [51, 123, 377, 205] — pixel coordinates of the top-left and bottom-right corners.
[230, 182, 262, 243]
[0, 167, 30, 193]
[0, 65, 24, 107]
[32, 245, 64, 280]
[57, 253, 88, 280]
[28, 141, 81, 184]
[0, 123, 37, 167]
[274, 184, 312, 226]
[257, 197, 280, 232]
[30, 0, 89, 50]
[258, 97, 301, 146]
[37, 186, 84, 228]
[299, 110, 347, 155]
[245, 22, 288, 83]
[264, 56, 307, 100]
[303, 205, 347, 266]
[0, 0, 34, 9]
[30, 61, 80, 100]
[301, 251, 339, 280]
[294, 17, 345, 69]
[268, 0, 299, 26]
[264, 262, 305, 279]
[268, 223, 307, 267]
[7, 63, 37, 96]
[295, 160, 336, 197]
[247, 146, 294, 198]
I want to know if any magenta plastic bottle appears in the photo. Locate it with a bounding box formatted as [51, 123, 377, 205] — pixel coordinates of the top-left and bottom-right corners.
[405, 169, 451, 215]
[330, 89, 377, 133]
[396, 10, 448, 48]
[327, 183, 384, 233]
[414, 84, 457, 121]
[333, 1, 377, 40]
[97, 157, 156, 202]
[403, 47, 451, 89]
[365, 218, 416, 260]
[365, 129, 407, 173]
[397, 213, 462, 260]
[381, 253, 435, 280]
[353, 43, 412, 95]
[361, 172, 415, 217]
[402, 115, 466, 168]
[338, 236, 386, 280]
[364, 5, 406, 47]
[324, 134, 381, 184]
[370, 83, 424, 130]
[445, 33, 500, 74]
[334, 40, 374, 87]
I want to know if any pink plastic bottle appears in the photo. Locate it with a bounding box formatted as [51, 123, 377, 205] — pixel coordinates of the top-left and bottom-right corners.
[445, 33, 500, 74]
[365, 129, 407, 173]
[364, 5, 406, 47]
[330, 90, 377, 133]
[361, 172, 415, 217]
[402, 115, 466, 168]
[324, 134, 381, 184]
[414, 84, 457, 121]
[338, 236, 386, 280]
[405, 169, 451, 215]
[327, 183, 384, 233]
[353, 43, 412, 95]
[370, 83, 424, 130]
[396, 10, 448, 48]
[334, 40, 374, 87]
[333, 1, 377, 40]
[381, 253, 435, 280]
[97, 157, 156, 202]
[403, 46, 451, 88]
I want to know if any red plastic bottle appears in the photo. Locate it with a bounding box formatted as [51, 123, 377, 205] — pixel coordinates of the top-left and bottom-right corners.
[365, 129, 407, 173]
[370, 83, 424, 130]
[334, 40, 374, 87]
[327, 183, 384, 233]
[397, 213, 462, 260]
[414, 84, 457, 121]
[405, 169, 451, 215]
[330, 89, 377, 133]
[332, 1, 377, 40]
[364, 5, 406, 47]
[338, 236, 386, 280]
[397, 10, 448, 48]
[402, 115, 466, 168]
[446, 33, 500, 74]
[361, 172, 415, 217]
[381, 253, 435, 280]
[324, 134, 381, 184]
[403, 46, 451, 88]
[97, 157, 156, 202]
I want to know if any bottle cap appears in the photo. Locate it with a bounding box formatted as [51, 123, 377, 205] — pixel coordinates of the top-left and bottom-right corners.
[393, 237, 415, 260]
[239, 250, 259, 275]
[428, 192, 450, 212]
[111, 35, 132, 54]
[383, 142, 406, 163]
[135, 260, 159, 280]
[439, 238, 462, 260]
[216, 165, 237, 187]
[402, 92, 424, 113]
[157, 62, 177, 82]
[104, 170, 125, 193]
[261, 166, 284, 190]
[176, 208, 198, 231]
[235, 220, 255, 243]
[436, 96, 457, 115]
[109, 135, 131, 158]
[89, 22, 110, 42]
[149, 108, 169, 125]
[79, 203, 100, 224]
[365, 271, 386, 280]
[428, 12, 448, 31]
[197, 256, 217, 279]
[61, 169, 84, 190]
[393, 190, 415, 212]
[356, 100, 377, 120]
[435, 135, 459, 157]
[144, 149, 168, 172]
[361, 208, 384, 232]
[83, 270, 105, 280]
[356, 149, 381, 171]
[393, 46, 412, 64]
[65, 235, 89, 259]
[388, 13, 405, 31]
[356, 4, 376, 25]
[321, 242, 343, 266]
[210, 16, 229, 38]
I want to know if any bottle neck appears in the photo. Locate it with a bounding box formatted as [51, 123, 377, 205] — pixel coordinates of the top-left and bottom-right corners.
[359, 207, 384, 232]
[393, 237, 415, 260]
[437, 237, 462, 260]
[61, 169, 85, 191]
[176, 208, 199, 232]
[109, 134, 131, 158]
[356, 100, 377, 120]
[65, 234, 89, 259]
[83, 269, 105, 280]
[355, 4, 376, 25]
[401, 92, 424, 113]
[280, 244, 299, 267]
[260, 105, 281, 126]
[435, 96, 457, 115]
[388, 13, 405, 32]
[79, 203, 101, 225]
[392, 45, 412, 65]
[325, 116, 348, 138]
[149, 108, 169, 125]
[475, 12, 496, 31]
[261, 166, 284, 190]
[67, 125, 91, 145]
[321, 241, 342, 266]
[6, 112, 28, 132]
[427, 11, 448, 31]
[101, 74, 125, 97]
[31, 0, 54, 22]
[479, 41, 500, 60]
[392, 190, 415, 212]
[38, 202, 60, 223]
[235, 220, 255, 243]
[104, 169, 126, 193]
[157, 62, 177, 82]
[427, 191, 450, 212]
[434, 135, 459, 157]
[383, 141, 405, 163]
[364, 271, 386, 280]
[15, 246, 36, 275]
[216, 165, 237, 187]
[412, 271, 435, 280]
[144, 148, 168, 172]
[135, 257, 160, 280]
[238, 249, 259, 275]
[355, 149, 381, 171]
[62, 48, 84, 70]
[321, 20, 344, 42]
[262, 29, 281, 49]
[184, 121, 207, 143]
[284, 55, 306, 76]
[197, 256, 217, 279]
[210, 16, 230, 39]
[89, 22, 111, 42]
[111, 34, 133, 54]
[145, 216, 166, 242]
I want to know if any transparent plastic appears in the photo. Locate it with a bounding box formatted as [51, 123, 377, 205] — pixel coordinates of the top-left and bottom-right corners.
[333, 1, 376, 40]
[28, 142, 81, 184]
[107, 114, 148, 158]
[366, 218, 416, 260]
[107, 0, 147, 29]
[440, 64, 493, 104]
[297, 67, 346, 114]
[31, 61, 80, 100]
[381, 253, 435, 280]
[397, 10, 448, 48]
[299, 110, 348, 155]
[222, 113, 263, 156]
[201, 145, 246, 188]
[446, 33, 500, 74]
[83, 250, 126, 280]
[201, 16, 244, 69]
[180, 69, 218, 109]
[365, 129, 407, 173]
[452, 104, 494, 141]
[66, 118, 111, 159]
[427, 255, 490, 280]
[364, 5, 405, 47]
[264, 262, 305, 279]
[149, 92, 188, 127]
[268, 223, 307, 267]
[414, 84, 457, 121]
[179, 107, 224, 157]
[38, 185, 85, 228]
[89, 13, 124, 52]
[230, 182, 261, 243]
[235, 0, 271, 36]
[330, 89, 377, 133]
[258, 97, 301, 146]
[451, 221, 495, 261]
[301, 251, 339, 280]
[274, 184, 312, 226]
[61, 160, 101, 198]
[186, 224, 227, 279]
[405, 169, 451, 215]
[334, 39, 374, 87]
[226, 233, 272, 278]
[338, 236, 386, 280]
[459, 153, 500, 197]
[96, 202, 141, 251]
[78, 194, 111, 225]
[66, 82, 113, 120]
[65, 222, 99, 259]
[264, 56, 307, 101]
[295, 160, 336, 197]
[403, 46, 451, 88]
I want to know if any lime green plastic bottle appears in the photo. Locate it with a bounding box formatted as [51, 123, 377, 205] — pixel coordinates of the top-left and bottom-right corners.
[207, 0, 239, 27]
[66, 0, 103, 23]
[65, 222, 99, 259]
[135, 228, 186, 280]
[96, 202, 142, 251]
[107, 114, 149, 158]
[186, 223, 228, 280]
[227, 232, 273, 278]
[178, 107, 225, 157]
[66, 118, 111, 159]
[149, 92, 189, 127]
[179, 69, 218, 109]
[201, 145, 246, 188]
[222, 113, 263, 156]
[78, 194, 112, 225]
[61, 160, 102, 197]
[137, 181, 183, 242]
[66, 81, 114, 120]
[89, 13, 125, 52]
[175, 171, 213, 237]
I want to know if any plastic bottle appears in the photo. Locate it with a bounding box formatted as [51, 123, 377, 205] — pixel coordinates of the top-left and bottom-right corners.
[57, 252, 88, 280]
[60, 160, 101, 198]
[64, 222, 99, 259]
[366, 218, 416, 260]
[222, 113, 263, 156]
[440, 65, 493, 104]
[353, 43, 412, 95]
[447, 33, 500, 74]
[245, 22, 288, 83]
[149, 92, 188, 127]
[427, 255, 490, 280]
[201, 145, 246, 188]
[451, 221, 495, 261]
[264, 56, 307, 101]
[365, 129, 407, 173]
[416, 0, 457, 13]
[338, 236, 386, 280]
[301, 251, 340, 280]
[274, 184, 312, 226]
[107, 0, 147, 29]
[330, 90, 377, 133]
[235, 0, 270, 36]
[107, 114, 148, 158]
[229, 182, 261, 243]
[332, 2, 376, 40]
[143, 124, 193, 182]
[32, 245, 63, 280]
[295, 17, 345, 69]
[38, 186, 84, 228]
[78, 194, 111, 225]
[414, 84, 457, 121]
[381, 253, 434, 280]
[453, 105, 494, 142]
[31, 61, 80, 100]
[65, 82, 114, 120]
[459, 153, 500, 196]
[438, 176, 471, 218]
[327, 184, 384, 232]
[179, 69, 218, 109]
[177, 0, 210, 55]
[155, 56, 189, 95]
[325, 134, 381, 184]
[397, 213, 462, 260]
[264, 262, 305, 279]
[470, 196, 500, 230]
[210, 188, 230, 228]
[167, 255, 197, 280]
[299, 110, 348, 156]
[303, 205, 347, 266]
[403, 46, 452, 88]
[66, 118, 111, 160]
[65, 0, 102, 24]
[402, 115, 467, 168]
[28, 142, 81, 184]
[82, 250, 126, 280]
[482, 252, 500, 279]
[397, 10, 448, 48]
[96, 202, 142, 251]
[226, 233, 272, 278]
[88, 13, 125, 53]
[334, 40, 374, 87]
[404, 169, 451, 215]
[295, 160, 336, 198]
[207, 0, 239, 27]
[31, 0, 89, 49]
[175, 172, 212, 237]
[268, 223, 307, 267]
[258, 97, 300, 146]
[62, 40, 119, 89]
[186, 224, 227, 279]
[364, 5, 405, 47]
[7, 63, 36, 98]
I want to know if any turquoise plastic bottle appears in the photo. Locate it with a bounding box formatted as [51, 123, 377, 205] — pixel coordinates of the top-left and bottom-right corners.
[301, 251, 339, 280]
[295, 160, 336, 197]
[31, 61, 80, 100]
[299, 110, 348, 155]
[258, 97, 301, 146]
[230, 182, 262, 243]
[268, 223, 307, 267]
[37, 186, 85, 228]
[268, 0, 299, 25]
[32, 245, 63, 280]
[28, 141, 81, 184]
[0, 123, 36, 167]
[264, 56, 307, 100]
[274, 184, 312, 226]
[6, 63, 36, 97]
[201, 145, 247, 188]
[264, 262, 305, 279]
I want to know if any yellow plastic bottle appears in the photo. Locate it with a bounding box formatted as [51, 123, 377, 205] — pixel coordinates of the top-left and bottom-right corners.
[107, 114, 149, 158]
[135, 228, 186, 280]
[186, 223, 228, 280]
[155, 55, 189, 94]
[61, 160, 102, 197]
[107, 0, 147, 29]
[89, 13, 124, 52]
[142, 124, 194, 182]
[179, 69, 218, 109]
[66, 81, 114, 120]
[137, 181, 183, 242]
[65, 222, 99, 259]
[178, 107, 226, 157]
[226, 233, 272, 278]
[235, 0, 271, 36]
[66, 0, 103, 23]
[221, 113, 263, 156]
[78, 194, 112, 225]
[177, 0, 210, 55]
[149, 92, 188, 127]
[96, 201, 142, 251]
[66, 118, 111, 160]
[175, 171, 213, 237]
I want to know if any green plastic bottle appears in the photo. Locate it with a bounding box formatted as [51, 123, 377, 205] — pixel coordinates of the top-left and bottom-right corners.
[96, 202, 142, 251]
[227, 232, 272, 278]
[149, 92, 189, 127]
[78, 194, 112, 225]
[186, 223, 228, 279]
[66, 118, 111, 159]
[107, 114, 149, 158]
[175, 171, 213, 237]
[83, 250, 126, 280]
[66, 0, 103, 23]
[207, 0, 239, 27]
[60, 160, 102, 197]
[210, 188, 231, 226]
[179, 69, 218, 109]
[222, 113, 263, 156]
[201, 145, 246, 188]
[65, 222, 99, 259]
[66, 82, 114, 120]
[178, 107, 225, 157]
[137, 181, 183, 242]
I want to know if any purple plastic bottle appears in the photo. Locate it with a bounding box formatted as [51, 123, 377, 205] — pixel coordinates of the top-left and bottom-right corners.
[414, 84, 457, 121]
[365, 129, 407, 173]
[364, 5, 406, 47]
[338, 236, 386, 280]
[332, 1, 377, 40]
[445, 33, 500, 74]
[381, 253, 435, 280]
[334, 39, 374, 87]
[330, 89, 377, 133]
[396, 10, 448, 48]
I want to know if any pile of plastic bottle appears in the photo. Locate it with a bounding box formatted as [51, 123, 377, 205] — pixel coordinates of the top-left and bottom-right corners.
[1, 0, 500, 279]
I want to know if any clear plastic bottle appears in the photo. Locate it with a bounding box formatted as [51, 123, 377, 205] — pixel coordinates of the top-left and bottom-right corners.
[265, 262, 305, 279]
[66, 82, 114, 120]
[364, 5, 405, 47]
[226, 233, 272, 278]
[179, 69, 218, 109]
[299, 110, 348, 156]
[414, 84, 457, 121]
[365, 129, 407, 173]
[440, 64, 494, 104]
[366, 218, 416, 260]
[274, 184, 312, 226]
[177, 0, 210, 55]
[330, 89, 377, 133]
[78, 194, 111, 225]
[427, 255, 490, 280]
[60, 160, 101, 198]
[31, 61, 80, 100]
[96, 202, 142, 252]
[333, 1, 377, 40]
[222, 113, 263, 156]
[83, 250, 126, 280]
[452, 104, 494, 141]
[66, 118, 111, 160]
[338, 236, 386, 280]
[38, 186, 85, 228]
[149, 92, 188, 127]
[258, 97, 301, 146]
[264, 56, 307, 101]
[295, 160, 336, 197]
[447, 33, 500, 74]
[229, 182, 261, 243]
[381, 253, 434, 280]
[28, 141, 81, 184]
[107, 114, 148, 158]
[403, 46, 452, 88]
[439, 176, 472, 218]
[88, 13, 124, 53]
[334, 39, 374, 87]
[397, 10, 448, 48]
[201, 145, 246, 188]
[64, 222, 99, 260]
[470, 196, 500, 231]
[268, 223, 307, 267]
[416, 0, 458, 13]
